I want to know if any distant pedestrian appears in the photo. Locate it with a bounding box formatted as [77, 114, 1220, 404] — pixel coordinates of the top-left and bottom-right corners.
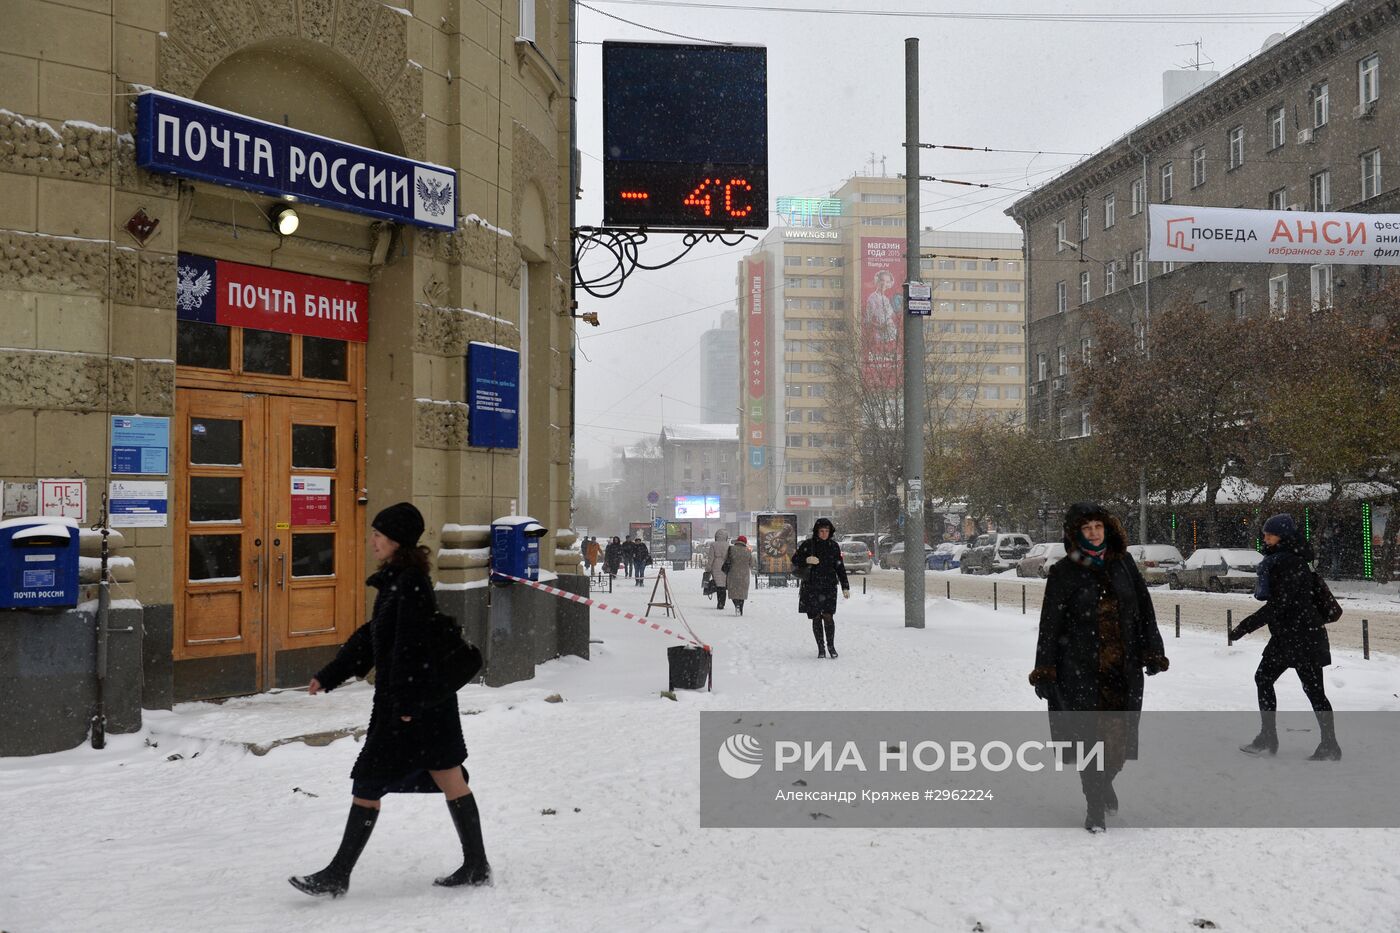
[290, 502, 489, 898]
[1028, 502, 1169, 833]
[630, 535, 651, 586]
[1230, 513, 1340, 761]
[792, 518, 850, 658]
[583, 536, 602, 574]
[604, 536, 622, 578]
[708, 529, 731, 609]
[726, 535, 754, 615]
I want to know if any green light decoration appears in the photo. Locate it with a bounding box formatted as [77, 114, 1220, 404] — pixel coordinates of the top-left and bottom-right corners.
[1362, 502, 1374, 580]
[1304, 507, 1311, 539]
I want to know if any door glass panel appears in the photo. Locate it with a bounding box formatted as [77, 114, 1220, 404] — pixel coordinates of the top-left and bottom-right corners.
[292, 533, 336, 577]
[188, 535, 241, 581]
[243, 329, 292, 375]
[190, 418, 242, 466]
[292, 425, 336, 469]
[177, 321, 231, 369]
[302, 336, 348, 381]
[189, 476, 241, 524]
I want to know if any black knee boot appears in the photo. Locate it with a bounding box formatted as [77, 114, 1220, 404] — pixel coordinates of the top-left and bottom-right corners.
[1308, 710, 1342, 761]
[823, 615, 837, 659]
[1240, 710, 1279, 756]
[290, 803, 380, 898]
[1079, 770, 1106, 833]
[734, 599, 744, 615]
[812, 618, 826, 658]
[435, 793, 492, 887]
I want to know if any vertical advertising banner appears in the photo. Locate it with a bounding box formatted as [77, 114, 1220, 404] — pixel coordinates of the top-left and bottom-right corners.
[860, 237, 905, 390]
[755, 513, 799, 575]
[745, 254, 768, 473]
[665, 521, 694, 561]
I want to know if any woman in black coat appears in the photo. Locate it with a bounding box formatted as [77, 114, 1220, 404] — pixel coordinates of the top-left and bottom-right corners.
[604, 536, 623, 577]
[1229, 513, 1339, 760]
[792, 517, 850, 658]
[1028, 502, 1169, 833]
[290, 502, 490, 898]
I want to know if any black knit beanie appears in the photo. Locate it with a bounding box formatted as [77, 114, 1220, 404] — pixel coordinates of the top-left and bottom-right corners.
[372, 501, 425, 549]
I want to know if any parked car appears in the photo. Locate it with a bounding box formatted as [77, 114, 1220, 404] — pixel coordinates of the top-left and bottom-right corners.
[927, 542, 968, 571]
[960, 533, 1034, 575]
[839, 539, 874, 574]
[1168, 547, 1262, 592]
[1126, 543, 1186, 585]
[881, 542, 933, 570]
[1016, 542, 1066, 578]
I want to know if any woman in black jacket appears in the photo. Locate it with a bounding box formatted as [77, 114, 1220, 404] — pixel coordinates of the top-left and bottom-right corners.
[792, 517, 850, 658]
[290, 502, 490, 898]
[603, 536, 623, 578]
[1029, 502, 1169, 833]
[1229, 513, 1339, 760]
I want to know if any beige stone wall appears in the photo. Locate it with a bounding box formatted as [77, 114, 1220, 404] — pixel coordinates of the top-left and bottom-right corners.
[0, 0, 578, 608]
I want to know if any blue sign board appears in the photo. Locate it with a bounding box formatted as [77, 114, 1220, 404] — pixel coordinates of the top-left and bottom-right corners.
[110, 416, 170, 475]
[136, 91, 457, 231]
[750, 446, 765, 468]
[467, 343, 520, 449]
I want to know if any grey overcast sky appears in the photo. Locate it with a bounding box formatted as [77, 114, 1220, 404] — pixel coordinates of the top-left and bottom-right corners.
[570, 1, 1340, 480]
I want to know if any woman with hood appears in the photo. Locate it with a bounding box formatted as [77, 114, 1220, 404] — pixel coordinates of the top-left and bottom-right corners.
[726, 534, 754, 616]
[1229, 513, 1340, 760]
[1028, 502, 1169, 833]
[792, 517, 850, 658]
[603, 536, 623, 578]
[708, 529, 731, 609]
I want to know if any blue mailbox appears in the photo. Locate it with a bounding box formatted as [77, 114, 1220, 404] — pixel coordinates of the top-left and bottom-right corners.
[490, 516, 547, 583]
[0, 517, 81, 609]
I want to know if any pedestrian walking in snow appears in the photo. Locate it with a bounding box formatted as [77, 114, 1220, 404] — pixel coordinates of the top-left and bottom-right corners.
[708, 529, 732, 609]
[290, 502, 490, 898]
[630, 535, 651, 586]
[604, 536, 623, 578]
[792, 518, 850, 658]
[1028, 502, 1169, 833]
[583, 536, 601, 575]
[726, 535, 754, 615]
[1230, 513, 1340, 760]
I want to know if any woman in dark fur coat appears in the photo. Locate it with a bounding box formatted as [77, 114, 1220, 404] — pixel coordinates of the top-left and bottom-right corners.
[1029, 502, 1170, 833]
[290, 502, 490, 898]
[792, 517, 850, 658]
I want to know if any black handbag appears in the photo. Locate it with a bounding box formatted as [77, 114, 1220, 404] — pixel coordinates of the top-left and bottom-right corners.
[425, 610, 483, 707]
[1313, 572, 1343, 625]
[721, 547, 732, 575]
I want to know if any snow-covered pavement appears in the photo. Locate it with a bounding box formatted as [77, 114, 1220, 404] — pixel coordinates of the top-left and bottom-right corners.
[3, 570, 1398, 932]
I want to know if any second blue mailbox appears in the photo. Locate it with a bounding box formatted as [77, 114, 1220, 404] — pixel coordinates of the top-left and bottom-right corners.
[490, 517, 547, 583]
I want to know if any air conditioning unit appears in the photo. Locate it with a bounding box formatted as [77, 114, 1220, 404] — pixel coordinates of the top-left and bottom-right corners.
[1029, 382, 1042, 397]
[1353, 101, 1378, 119]
[1296, 128, 1314, 144]
[1051, 377, 1065, 392]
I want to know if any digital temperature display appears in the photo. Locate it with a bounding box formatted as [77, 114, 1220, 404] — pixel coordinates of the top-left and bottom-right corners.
[603, 41, 768, 230]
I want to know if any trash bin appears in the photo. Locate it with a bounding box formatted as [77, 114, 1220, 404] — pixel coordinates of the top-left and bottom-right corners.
[490, 516, 547, 583]
[667, 645, 712, 691]
[0, 517, 81, 609]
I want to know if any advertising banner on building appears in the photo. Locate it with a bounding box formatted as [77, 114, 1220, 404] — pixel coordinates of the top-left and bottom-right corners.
[137, 91, 456, 231]
[467, 342, 521, 449]
[755, 513, 799, 575]
[176, 253, 369, 342]
[629, 522, 652, 546]
[665, 521, 693, 561]
[1148, 204, 1400, 265]
[746, 255, 767, 401]
[860, 238, 905, 389]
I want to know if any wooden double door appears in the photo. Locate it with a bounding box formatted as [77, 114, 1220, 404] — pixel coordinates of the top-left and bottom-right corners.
[173, 389, 361, 698]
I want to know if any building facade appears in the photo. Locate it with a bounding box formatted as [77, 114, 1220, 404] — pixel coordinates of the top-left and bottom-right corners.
[738, 174, 1026, 532]
[659, 423, 740, 539]
[699, 310, 740, 423]
[1007, 0, 1400, 439]
[1, 0, 580, 753]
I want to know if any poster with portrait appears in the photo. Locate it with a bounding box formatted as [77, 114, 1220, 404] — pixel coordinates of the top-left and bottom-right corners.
[756, 513, 799, 575]
[861, 237, 905, 390]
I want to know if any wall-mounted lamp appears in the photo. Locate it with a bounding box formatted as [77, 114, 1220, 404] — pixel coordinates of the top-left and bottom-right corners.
[272, 206, 300, 236]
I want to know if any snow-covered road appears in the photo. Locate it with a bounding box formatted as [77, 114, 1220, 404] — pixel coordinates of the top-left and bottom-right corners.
[3, 570, 1398, 933]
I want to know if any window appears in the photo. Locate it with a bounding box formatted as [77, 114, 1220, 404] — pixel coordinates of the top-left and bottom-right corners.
[937, 259, 956, 270]
[1191, 146, 1206, 187]
[808, 384, 826, 397]
[1129, 178, 1144, 216]
[1057, 345, 1067, 376]
[785, 360, 803, 374]
[1036, 352, 1047, 381]
[1105, 261, 1116, 293]
[1360, 54, 1380, 105]
[1103, 193, 1116, 228]
[1228, 125, 1245, 168]
[960, 322, 978, 333]
[1055, 219, 1067, 250]
[1229, 288, 1246, 319]
[1159, 161, 1174, 201]
[1081, 410, 1092, 437]
[1269, 187, 1288, 211]
[1006, 385, 1024, 400]
[1080, 336, 1093, 364]
[784, 276, 801, 289]
[1005, 282, 1022, 293]
[960, 280, 978, 292]
[1134, 322, 1146, 351]
[981, 386, 1000, 400]
[1160, 261, 1175, 275]
[1269, 274, 1289, 316]
[784, 255, 801, 266]
[1079, 270, 1091, 304]
[784, 318, 802, 330]
[1362, 148, 1383, 200]
[1310, 170, 1331, 211]
[785, 383, 803, 397]
[1056, 281, 1067, 313]
[1311, 264, 1333, 310]
[1269, 107, 1286, 150]
[983, 281, 1000, 293]
[961, 260, 978, 271]
[1312, 81, 1330, 127]
[982, 260, 999, 271]
[518, 0, 535, 41]
[785, 408, 802, 423]
[1132, 250, 1144, 285]
[785, 436, 802, 448]
[806, 277, 821, 288]
[1079, 204, 1090, 241]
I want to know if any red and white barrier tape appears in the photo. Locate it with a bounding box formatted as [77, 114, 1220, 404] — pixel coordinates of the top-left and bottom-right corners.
[494, 574, 710, 651]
